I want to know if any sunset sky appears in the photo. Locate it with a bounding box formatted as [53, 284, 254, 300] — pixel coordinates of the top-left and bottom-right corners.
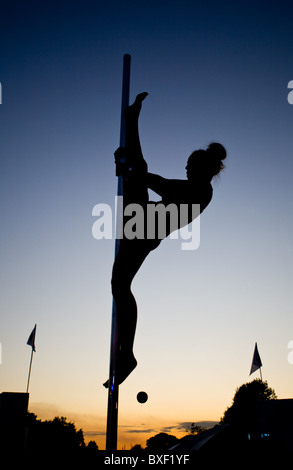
[1, 0, 293, 449]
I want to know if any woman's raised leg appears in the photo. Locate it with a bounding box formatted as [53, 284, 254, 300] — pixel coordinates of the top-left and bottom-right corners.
[124, 92, 148, 164]
[104, 94, 150, 387]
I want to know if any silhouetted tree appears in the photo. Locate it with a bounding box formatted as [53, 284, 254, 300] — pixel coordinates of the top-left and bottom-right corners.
[130, 444, 145, 452]
[25, 412, 87, 459]
[84, 439, 99, 461]
[146, 433, 179, 452]
[186, 423, 206, 435]
[87, 440, 99, 451]
[220, 379, 277, 429]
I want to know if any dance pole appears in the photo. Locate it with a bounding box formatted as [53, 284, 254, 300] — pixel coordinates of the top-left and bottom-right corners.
[106, 54, 131, 451]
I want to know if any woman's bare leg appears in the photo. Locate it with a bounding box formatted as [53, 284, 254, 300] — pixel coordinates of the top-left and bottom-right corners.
[104, 94, 150, 387]
[125, 92, 148, 164]
[123, 92, 149, 206]
[111, 240, 151, 385]
[103, 240, 152, 387]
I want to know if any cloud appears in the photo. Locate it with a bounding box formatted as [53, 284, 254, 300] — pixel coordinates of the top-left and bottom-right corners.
[126, 429, 155, 434]
[117, 420, 219, 438]
[119, 424, 156, 434]
[84, 431, 106, 437]
[159, 421, 219, 433]
[159, 425, 179, 433]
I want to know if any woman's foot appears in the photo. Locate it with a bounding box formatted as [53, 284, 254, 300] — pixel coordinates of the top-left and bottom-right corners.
[103, 352, 137, 388]
[135, 91, 148, 104]
[118, 352, 137, 385]
[125, 92, 148, 120]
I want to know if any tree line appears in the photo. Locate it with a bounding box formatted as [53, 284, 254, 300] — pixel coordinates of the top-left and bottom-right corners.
[24, 379, 277, 456]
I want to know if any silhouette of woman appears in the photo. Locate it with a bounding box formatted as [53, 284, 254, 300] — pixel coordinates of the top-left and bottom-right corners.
[105, 92, 226, 387]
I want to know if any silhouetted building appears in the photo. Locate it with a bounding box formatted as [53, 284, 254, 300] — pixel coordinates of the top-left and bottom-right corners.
[250, 398, 293, 451]
[0, 392, 29, 454]
[170, 399, 293, 461]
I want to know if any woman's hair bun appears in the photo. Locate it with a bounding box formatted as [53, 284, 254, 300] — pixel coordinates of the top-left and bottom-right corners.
[206, 142, 227, 176]
[207, 142, 227, 161]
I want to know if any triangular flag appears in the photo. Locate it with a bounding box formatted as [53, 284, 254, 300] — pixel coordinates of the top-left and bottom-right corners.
[27, 324, 37, 352]
[249, 342, 262, 375]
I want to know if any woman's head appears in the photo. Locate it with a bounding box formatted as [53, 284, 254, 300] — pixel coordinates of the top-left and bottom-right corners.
[186, 143, 227, 181]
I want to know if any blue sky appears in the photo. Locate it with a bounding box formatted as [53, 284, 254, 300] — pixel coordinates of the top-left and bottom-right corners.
[1, 0, 293, 449]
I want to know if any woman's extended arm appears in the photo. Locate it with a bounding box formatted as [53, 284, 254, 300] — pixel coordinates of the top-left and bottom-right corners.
[146, 173, 169, 197]
[147, 173, 189, 202]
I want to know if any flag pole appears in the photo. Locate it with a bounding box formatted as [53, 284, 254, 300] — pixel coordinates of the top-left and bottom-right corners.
[106, 53, 131, 451]
[26, 324, 36, 394]
[26, 349, 34, 393]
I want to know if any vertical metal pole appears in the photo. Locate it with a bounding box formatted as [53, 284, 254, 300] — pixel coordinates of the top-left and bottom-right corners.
[26, 349, 34, 393]
[106, 54, 131, 451]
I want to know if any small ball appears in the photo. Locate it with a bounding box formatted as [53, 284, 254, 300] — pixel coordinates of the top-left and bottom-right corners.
[137, 391, 148, 403]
